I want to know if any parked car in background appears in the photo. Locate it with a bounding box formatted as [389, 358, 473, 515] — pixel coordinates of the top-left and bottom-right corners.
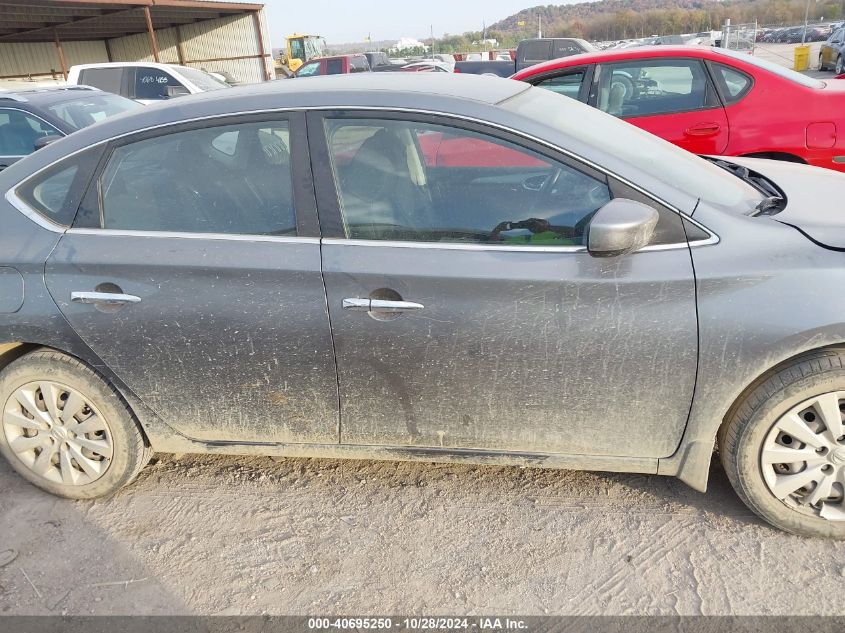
[0, 86, 138, 170]
[513, 46, 845, 172]
[364, 51, 391, 70]
[515, 37, 597, 72]
[453, 60, 514, 77]
[68, 62, 229, 104]
[820, 26, 845, 73]
[295, 54, 371, 77]
[4, 74, 845, 538]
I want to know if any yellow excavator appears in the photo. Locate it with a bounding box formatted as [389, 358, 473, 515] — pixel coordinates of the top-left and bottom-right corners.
[275, 34, 326, 77]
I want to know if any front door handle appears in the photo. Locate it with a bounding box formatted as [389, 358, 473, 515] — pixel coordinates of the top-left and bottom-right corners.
[71, 291, 142, 306]
[342, 298, 424, 312]
[684, 123, 722, 137]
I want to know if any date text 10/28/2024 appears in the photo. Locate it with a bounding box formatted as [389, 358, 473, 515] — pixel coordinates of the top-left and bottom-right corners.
[307, 618, 529, 630]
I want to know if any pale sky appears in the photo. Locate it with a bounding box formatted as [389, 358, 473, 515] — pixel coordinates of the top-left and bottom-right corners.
[259, 0, 545, 46]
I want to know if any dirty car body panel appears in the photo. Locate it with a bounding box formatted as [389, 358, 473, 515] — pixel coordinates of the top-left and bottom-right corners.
[1, 74, 845, 497]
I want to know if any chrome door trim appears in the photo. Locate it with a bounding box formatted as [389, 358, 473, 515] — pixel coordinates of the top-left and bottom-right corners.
[65, 227, 320, 244]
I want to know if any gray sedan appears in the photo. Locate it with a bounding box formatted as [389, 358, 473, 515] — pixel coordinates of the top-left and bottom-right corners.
[1, 74, 844, 538]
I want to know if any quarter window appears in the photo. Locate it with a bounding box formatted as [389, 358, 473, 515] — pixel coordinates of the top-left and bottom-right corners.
[324, 118, 612, 246]
[596, 59, 712, 117]
[99, 121, 296, 235]
[712, 64, 753, 103]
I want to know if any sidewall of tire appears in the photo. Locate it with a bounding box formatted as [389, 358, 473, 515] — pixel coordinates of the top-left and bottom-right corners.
[726, 365, 845, 539]
[0, 351, 148, 499]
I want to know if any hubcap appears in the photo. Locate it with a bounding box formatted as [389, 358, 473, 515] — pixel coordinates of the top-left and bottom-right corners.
[761, 391, 845, 521]
[2, 381, 112, 486]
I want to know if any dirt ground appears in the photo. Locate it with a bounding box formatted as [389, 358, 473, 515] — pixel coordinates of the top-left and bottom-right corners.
[1, 450, 844, 616]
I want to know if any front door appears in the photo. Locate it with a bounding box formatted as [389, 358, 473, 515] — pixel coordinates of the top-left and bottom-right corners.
[594, 58, 730, 155]
[311, 111, 699, 458]
[45, 113, 339, 444]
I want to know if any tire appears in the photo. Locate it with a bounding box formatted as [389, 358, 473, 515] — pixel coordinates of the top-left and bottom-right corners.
[0, 349, 152, 499]
[837, 55, 844, 75]
[819, 54, 827, 71]
[720, 349, 845, 538]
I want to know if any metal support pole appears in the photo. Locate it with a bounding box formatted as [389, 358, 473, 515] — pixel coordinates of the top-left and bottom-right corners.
[144, 6, 160, 63]
[252, 11, 270, 81]
[53, 29, 68, 80]
[175, 25, 186, 64]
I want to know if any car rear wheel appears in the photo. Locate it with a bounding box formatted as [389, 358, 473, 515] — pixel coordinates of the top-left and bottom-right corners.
[836, 55, 844, 75]
[0, 349, 151, 499]
[719, 349, 845, 538]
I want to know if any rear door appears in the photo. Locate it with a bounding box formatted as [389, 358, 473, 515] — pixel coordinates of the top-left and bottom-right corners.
[593, 57, 729, 154]
[310, 110, 700, 459]
[44, 112, 339, 444]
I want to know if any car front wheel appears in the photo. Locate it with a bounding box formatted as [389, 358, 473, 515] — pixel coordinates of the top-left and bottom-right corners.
[819, 54, 827, 70]
[836, 55, 844, 75]
[720, 349, 845, 538]
[0, 349, 151, 499]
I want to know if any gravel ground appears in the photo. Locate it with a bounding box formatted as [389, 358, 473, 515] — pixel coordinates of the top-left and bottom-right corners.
[1, 450, 844, 616]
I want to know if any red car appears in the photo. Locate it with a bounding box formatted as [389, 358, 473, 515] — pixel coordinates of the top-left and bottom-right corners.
[295, 54, 370, 77]
[513, 46, 845, 172]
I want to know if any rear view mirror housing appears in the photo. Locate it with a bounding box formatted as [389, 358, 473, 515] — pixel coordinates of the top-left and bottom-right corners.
[586, 198, 659, 257]
[165, 85, 191, 99]
[33, 135, 62, 152]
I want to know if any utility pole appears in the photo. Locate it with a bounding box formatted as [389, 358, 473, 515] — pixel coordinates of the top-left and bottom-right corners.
[538, 14, 542, 38]
[802, 0, 810, 44]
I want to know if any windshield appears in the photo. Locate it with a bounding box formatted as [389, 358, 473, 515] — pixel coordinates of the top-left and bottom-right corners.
[503, 87, 764, 211]
[711, 48, 826, 88]
[176, 67, 230, 91]
[46, 93, 140, 130]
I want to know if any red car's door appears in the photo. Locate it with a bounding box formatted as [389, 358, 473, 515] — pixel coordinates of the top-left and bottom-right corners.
[593, 57, 730, 155]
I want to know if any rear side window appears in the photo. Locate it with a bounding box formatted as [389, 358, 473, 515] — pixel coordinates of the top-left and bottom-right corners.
[134, 67, 182, 100]
[520, 41, 552, 63]
[0, 109, 61, 157]
[98, 120, 296, 235]
[553, 41, 584, 56]
[349, 56, 370, 73]
[16, 148, 101, 226]
[78, 67, 124, 95]
[326, 59, 344, 75]
[712, 63, 753, 103]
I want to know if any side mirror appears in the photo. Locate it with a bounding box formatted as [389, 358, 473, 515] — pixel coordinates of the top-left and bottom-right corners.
[586, 198, 659, 258]
[33, 135, 63, 152]
[165, 85, 190, 98]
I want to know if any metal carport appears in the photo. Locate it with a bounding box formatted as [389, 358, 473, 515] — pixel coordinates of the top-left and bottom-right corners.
[0, 0, 271, 83]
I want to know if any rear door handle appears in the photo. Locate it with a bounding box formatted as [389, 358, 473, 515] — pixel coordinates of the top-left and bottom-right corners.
[684, 123, 722, 137]
[342, 298, 424, 312]
[71, 291, 141, 306]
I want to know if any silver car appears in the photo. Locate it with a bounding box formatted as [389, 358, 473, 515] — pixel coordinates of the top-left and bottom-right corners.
[1, 74, 844, 538]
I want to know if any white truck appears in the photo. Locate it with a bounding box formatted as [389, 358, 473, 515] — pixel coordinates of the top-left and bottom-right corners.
[67, 62, 229, 105]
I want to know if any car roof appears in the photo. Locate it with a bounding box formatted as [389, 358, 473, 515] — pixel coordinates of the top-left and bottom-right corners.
[515, 45, 715, 75]
[0, 86, 105, 106]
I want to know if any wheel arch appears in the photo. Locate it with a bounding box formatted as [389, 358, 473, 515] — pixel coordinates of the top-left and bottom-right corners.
[660, 342, 845, 491]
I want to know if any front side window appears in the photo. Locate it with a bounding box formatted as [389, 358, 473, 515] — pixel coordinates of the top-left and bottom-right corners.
[297, 61, 321, 77]
[596, 59, 712, 117]
[134, 67, 183, 100]
[324, 118, 612, 246]
[0, 109, 61, 157]
[99, 120, 296, 235]
[534, 70, 586, 100]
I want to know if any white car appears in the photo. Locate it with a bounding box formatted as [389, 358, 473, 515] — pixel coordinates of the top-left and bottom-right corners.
[67, 62, 229, 105]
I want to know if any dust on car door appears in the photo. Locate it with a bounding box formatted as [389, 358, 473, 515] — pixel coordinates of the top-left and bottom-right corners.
[310, 110, 700, 459]
[44, 113, 339, 444]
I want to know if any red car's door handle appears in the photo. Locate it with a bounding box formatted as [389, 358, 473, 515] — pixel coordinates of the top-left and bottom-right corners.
[684, 123, 722, 137]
